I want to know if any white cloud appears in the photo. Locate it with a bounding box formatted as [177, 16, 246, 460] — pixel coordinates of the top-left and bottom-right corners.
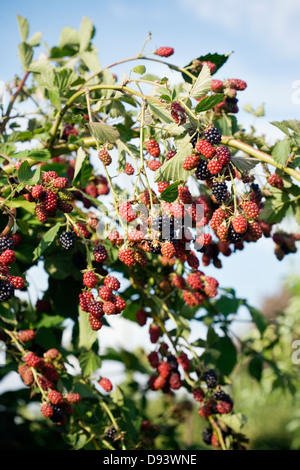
[179, 0, 300, 57]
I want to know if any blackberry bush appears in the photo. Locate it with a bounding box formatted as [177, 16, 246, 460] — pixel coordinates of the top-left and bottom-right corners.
[0, 15, 300, 453]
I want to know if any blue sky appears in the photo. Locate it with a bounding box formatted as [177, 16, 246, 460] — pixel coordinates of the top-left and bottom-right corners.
[1, 0, 300, 311]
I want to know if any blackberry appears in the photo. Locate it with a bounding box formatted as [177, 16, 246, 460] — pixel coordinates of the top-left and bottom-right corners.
[195, 160, 211, 180]
[0, 237, 14, 252]
[189, 128, 202, 148]
[214, 389, 233, 406]
[202, 427, 213, 445]
[203, 369, 218, 388]
[59, 231, 76, 250]
[106, 426, 117, 440]
[167, 354, 179, 371]
[212, 182, 228, 203]
[50, 404, 64, 423]
[147, 239, 161, 255]
[228, 223, 245, 244]
[0, 280, 14, 301]
[204, 127, 222, 145]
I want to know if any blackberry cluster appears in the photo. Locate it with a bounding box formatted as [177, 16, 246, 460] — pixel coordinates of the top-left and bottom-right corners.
[0, 237, 14, 252]
[228, 224, 245, 244]
[59, 231, 76, 250]
[204, 127, 222, 145]
[195, 160, 211, 180]
[212, 182, 228, 203]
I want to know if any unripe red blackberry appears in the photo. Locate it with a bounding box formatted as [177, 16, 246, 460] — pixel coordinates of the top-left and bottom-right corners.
[57, 200, 73, 213]
[42, 190, 57, 212]
[204, 276, 219, 298]
[228, 223, 246, 244]
[248, 221, 263, 240]
[148, 351, 159, 368]
[98, 149, 112, 166]
[44, 348, 61, 360]
[155, 47, 174, 57]
[193, 387, 205, 402]
[43, 170, 58, 182]
[93, 244, 108, 262]
[73, 222, 90, 238]
[169, 372, 182, 390]
[88, 300, 104, 319]
[232, 215, 248, 234]
[23, 351, 43, 368]
[35, 204, 48, 222]
[119, 201, 137, 223]
[48, 389, 64, 405]
[171, 101, 186, 125]
[136, 308, 147, 326]
[103, 301, 117, 315]
[147, 160, 162, 171]
[0, 249, 16, 266]
[99, 377, 113, 392]
[104, 276, 120, 291]
[18, 330, 35, 342]
[187, 271, 204, 290]
[211, 79, 224, 93]
[161, 241, 175, 259]
[171, 273, 186, 289]
[207, 159, 223, 175]
[134, 250, 148, 267]
[216, 401, 233, 414]
[89, 314, 103, 330]
[268, 173, 283, 188]
[124, 162, 134, 175]
[149, 323, 161, 343]
[53, 177, 69, 188]
[146, 139, 160, 158]
[31, 184, 44, 199]
[157, 361, 172, 379]
[98, 285, 113, 301]
[83, 271, 98, 288]
[196, 140, 216, 159]
[118, 248, 135, 266]
[18, 365, 34, 386]
[182, 154, 200, 171]
[216, 145, 231, 166]
[177, 352, 190, 371]
[66, 392, 82, 404]
[166, 150, 176, 161]
[157, 181, 170, 193]
[41, 363, 60, 382]
[41, 403, 54, 419]
[113, 295, 126, 312]
[198, 404, 212, 418]
[153, 375, 166, 390]
[242, 200, 259, 220]
[224, 78, 247, 90]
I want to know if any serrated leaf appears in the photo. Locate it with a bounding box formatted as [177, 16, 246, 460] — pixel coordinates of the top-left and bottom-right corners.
[79, 350, 101, 376]
[18, 42, 33, 71]
[16, 15, 29, 42]
[160, 181, 181, 202]
[80, 51, 101, 74]
[195, 93, 224, 113]
[87, 122, 120, 143]
[189, 64, 211, 99]
[33, 223, 61, 261]
[183, 52, 231, 83]
[270, 121, 290, 136]
[231, 154, 259, 172]
[17, 160, 41, 185]
[282, 120, 300, 135]
[272, 138, 291, 166]
[154, 135, 193, 183]
[132, 65, 146, 75]
[59, 26, 79, 48]
[27, 31, 42, 47]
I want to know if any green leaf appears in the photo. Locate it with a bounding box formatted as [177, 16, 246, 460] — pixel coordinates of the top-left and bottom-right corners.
[80, 51, 101, 74]
[189, 64, 211, 99]
[0, 303, 17, 325]
[248, 355, 263, 381]
[154, 132, 193, 183]
[259, 188, 291, 224]
[88, 122, 120, 144]
[59, 26, 79, 49]
[183, 52, 231, 83]
[195, 94, 225, 113]
[247, 305, 268, 335]
[17, 160, 41, 185]
[79, 350, 101, 376]
[282, 120, 300, 135]
[16, 15, 29, 42]
[27, 31, 42, 47]
[272, 138, 291, 166]
[270, 121, 290, 136]
[72, 147, 87, 184]
[160, 181, 181, 202]
[147, 102, 173, 124]
[78, 306, 99, 350]
[33, 223, 61, 261]
[18, 42, 33, 71]
[132, 65, 146, 75]
[79, 16, 94, 52]
[214, 336, 237, 375]
[231, 154, 259, 172]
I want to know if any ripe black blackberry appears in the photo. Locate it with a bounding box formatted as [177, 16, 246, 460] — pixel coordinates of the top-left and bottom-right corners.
[212, 182, 228, 203]
[50, 404, 64, 423]
[167, 354, 179, 371]
[147, 239, 162, 255]
[204, 126, 222, 145]
[0, 280, 14, 301]
[195, 160, 211, 180]
[214, 389, 234, 407]
[203, 369, 218, 388]
[202, 427, 213, 445]
[59, 231, 76, 250]
[106, 426, 117, 440]
[0, 237, 14, 252]
[189, 128, 202, 148]
[228, 223, 245, 244]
